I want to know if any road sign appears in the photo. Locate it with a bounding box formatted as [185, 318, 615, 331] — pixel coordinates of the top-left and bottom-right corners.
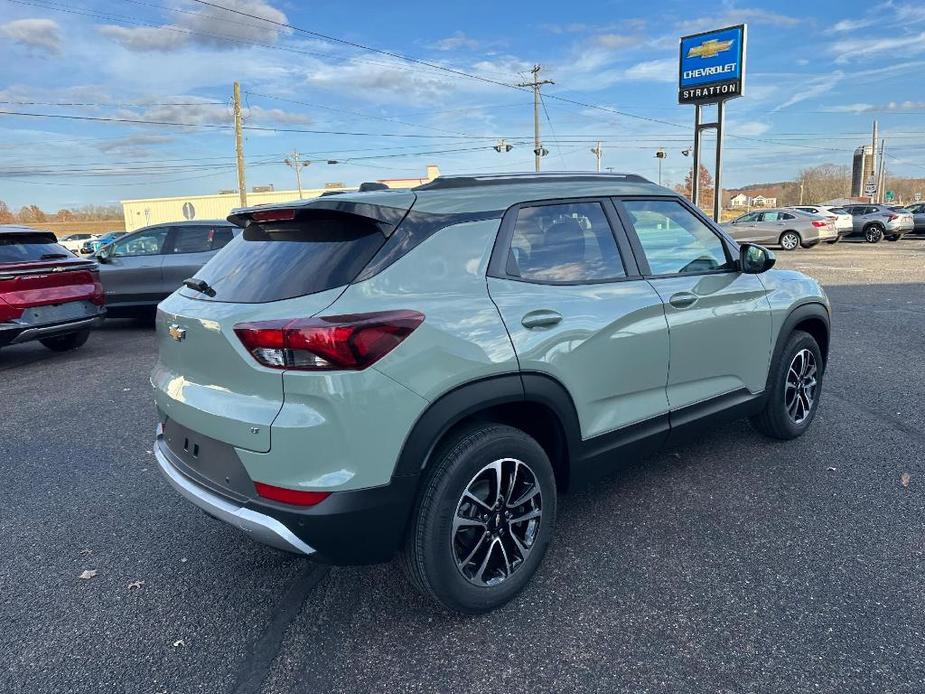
[916, 193, 922, 202]
[885, 191, 894, 201]
[864, 177, 877, 196]
[182, 202, 196, 220]
[678, 24, 746, 104]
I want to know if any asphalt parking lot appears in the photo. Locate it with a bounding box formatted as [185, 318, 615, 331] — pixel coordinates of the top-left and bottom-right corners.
[2, 237, 924, 694]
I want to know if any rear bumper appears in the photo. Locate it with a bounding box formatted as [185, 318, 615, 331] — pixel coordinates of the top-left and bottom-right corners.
[154, 427, 420, 564]
[155, 441, 316, 556]
[0, 313, 104, 346]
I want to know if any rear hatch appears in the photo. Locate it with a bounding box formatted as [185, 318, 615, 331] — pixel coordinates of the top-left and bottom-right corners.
[152, 193, 414, 453]
[0, 230, 103, 319]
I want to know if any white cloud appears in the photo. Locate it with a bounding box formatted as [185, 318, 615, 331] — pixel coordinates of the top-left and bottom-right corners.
[623, 58, 676, 82]
[825, 100, 925, 113]
[428, 31, 480, 51]
[98, 0, 289, 52]
[732, 120, 771, 136]
[833, 17, 876, 32]
[592, 34, 643, 49]
[0, 18, 62, 54]
[679, 8, 800, 33]
[774, 72, 845, 111]
[832, 31, 925, 62]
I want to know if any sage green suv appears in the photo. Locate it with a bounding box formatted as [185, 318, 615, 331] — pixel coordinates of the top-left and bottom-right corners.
[152, 173, 830, 614]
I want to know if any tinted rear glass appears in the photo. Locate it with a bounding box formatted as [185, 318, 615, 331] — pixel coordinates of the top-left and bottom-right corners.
[0, 233, 71, 263]
[181, 215, 386, 303]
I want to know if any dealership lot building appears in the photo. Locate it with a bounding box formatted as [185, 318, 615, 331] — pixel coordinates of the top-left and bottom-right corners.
[120, 165, 440, 230]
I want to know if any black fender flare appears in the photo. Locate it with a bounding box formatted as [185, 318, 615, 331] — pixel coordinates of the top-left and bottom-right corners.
[768, 302, 830, 382]
[391, 372, 582, 478]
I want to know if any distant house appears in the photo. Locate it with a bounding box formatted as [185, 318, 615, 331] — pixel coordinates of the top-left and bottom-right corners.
[751, 195, 777, 207]
[729, 193, 749, 208]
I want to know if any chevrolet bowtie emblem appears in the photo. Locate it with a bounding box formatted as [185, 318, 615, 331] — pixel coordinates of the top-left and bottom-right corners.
[168, 324, 186, 342]
[688, 39, 734, 59]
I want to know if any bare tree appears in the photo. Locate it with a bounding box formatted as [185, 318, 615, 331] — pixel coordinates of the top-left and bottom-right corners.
[797, 164, 851, 203]
[0, 200, 14, 224]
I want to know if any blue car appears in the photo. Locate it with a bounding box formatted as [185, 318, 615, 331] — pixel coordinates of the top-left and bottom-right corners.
[80, 231, 126, 255]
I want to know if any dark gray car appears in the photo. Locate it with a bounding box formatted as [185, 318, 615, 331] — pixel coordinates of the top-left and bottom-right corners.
[904, 203, 925, 233]
[97, 221, 239, 316]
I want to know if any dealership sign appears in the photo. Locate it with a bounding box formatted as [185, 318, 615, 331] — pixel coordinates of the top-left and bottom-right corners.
[678, 24, 746, 104]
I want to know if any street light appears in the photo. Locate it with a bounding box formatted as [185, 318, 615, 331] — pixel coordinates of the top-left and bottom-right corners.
[655, 148, 667, 186]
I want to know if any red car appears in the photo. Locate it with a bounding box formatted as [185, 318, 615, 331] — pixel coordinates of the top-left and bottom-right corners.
[0, 226, 105, 352]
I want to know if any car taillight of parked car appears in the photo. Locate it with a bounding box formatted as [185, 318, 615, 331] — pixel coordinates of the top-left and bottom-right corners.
[234, 310, 425, 371]
[887, 214, 898, 222]
[811, 220, 828, 228]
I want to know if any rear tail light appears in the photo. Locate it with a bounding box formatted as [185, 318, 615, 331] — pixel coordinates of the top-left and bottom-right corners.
[234, 310, 424, 371]
[811, 220, 828, 227]
[254, 481, 331, 506]
[887, 214, 898, 222]
[0, 297, 23, 322]
[251, 209, 296, 222]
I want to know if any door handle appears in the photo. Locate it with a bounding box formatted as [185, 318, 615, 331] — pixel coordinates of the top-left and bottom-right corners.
[668, 292, 698, 309]
[521, 309, 562, 329]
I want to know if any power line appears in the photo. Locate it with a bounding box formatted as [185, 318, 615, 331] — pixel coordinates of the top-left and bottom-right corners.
[0, 109, 508, 139]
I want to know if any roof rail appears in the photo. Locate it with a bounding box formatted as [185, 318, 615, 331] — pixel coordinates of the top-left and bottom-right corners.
[413, 171, 651, 191]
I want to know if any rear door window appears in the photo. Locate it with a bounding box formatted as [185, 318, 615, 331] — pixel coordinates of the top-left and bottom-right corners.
[0, 233, 70, 263]
[211, 227, 234, 250]
[506, 202, 625, 283]
[170, 226, 213, 254]
[182, 213, 387, 303]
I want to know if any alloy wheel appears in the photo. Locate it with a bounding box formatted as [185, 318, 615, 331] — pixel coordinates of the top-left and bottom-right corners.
[785, 348, 817, 424]
[781, 232, 799, 250]
[865, 226, 883, 243]
[452, 458, 542, 587]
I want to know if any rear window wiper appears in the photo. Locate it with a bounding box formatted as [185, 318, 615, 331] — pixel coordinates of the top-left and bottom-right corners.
[183, 277, 216, 297]
[40, 253, 69, 259]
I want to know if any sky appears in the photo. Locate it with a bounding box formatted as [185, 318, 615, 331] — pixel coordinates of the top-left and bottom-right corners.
[1, 0, 924, 210]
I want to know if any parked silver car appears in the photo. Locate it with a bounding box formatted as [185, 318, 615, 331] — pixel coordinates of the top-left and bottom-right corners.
[841, 204, 913, 243]
[97, 221, 240, 317]
[790, 205, 851, 243]
[722, 208, 836, 250]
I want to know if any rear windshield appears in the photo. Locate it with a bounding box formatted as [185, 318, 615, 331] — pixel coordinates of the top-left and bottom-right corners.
[180, 214, 386, 303]
[0, 233, 72, 263]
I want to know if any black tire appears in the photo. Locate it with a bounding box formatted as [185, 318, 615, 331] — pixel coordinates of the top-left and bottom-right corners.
[801, 241, 820, 249]
[39, 329, 90, 352]
[886, 234, 903, 242]
[401, 423, 557, 615]
[779, 231, 801, 251]
[826, 236, 841, 244]
[750, 330, 824, 440]
[864, 225, 884, 243]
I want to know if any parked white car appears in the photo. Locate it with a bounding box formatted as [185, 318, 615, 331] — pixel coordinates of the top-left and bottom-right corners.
[58, 233, 97, 255]
[790, 206, 851, 244]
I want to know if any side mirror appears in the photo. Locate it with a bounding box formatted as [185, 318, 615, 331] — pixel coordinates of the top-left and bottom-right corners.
[739, 243, 776, 274]
[97, 245, 112, 263]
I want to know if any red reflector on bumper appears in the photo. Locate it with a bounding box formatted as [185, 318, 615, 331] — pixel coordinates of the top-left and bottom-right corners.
[254, 482, 331, 506]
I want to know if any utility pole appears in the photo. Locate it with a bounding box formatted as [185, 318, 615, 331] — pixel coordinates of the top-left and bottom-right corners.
[233, 81, 247, 207]
[799, 178, 804, 205]
[869, 119, 878, 203]
[284, 150, 310, 199]
[518, 66, 553, 172]
[590, 141, 603, 173]
[877, 138, 886, 204]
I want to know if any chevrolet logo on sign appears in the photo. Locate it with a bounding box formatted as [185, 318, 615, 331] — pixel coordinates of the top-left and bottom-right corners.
[168, 324, 186, 342]
[687, 39, 734, 59]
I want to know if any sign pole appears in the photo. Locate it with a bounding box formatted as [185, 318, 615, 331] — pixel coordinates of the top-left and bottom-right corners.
[713, 99, 725, 222]
[691, 105, 702, 207]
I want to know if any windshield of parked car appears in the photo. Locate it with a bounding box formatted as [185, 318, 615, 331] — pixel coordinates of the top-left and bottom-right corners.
[0, 233, 73, 263]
